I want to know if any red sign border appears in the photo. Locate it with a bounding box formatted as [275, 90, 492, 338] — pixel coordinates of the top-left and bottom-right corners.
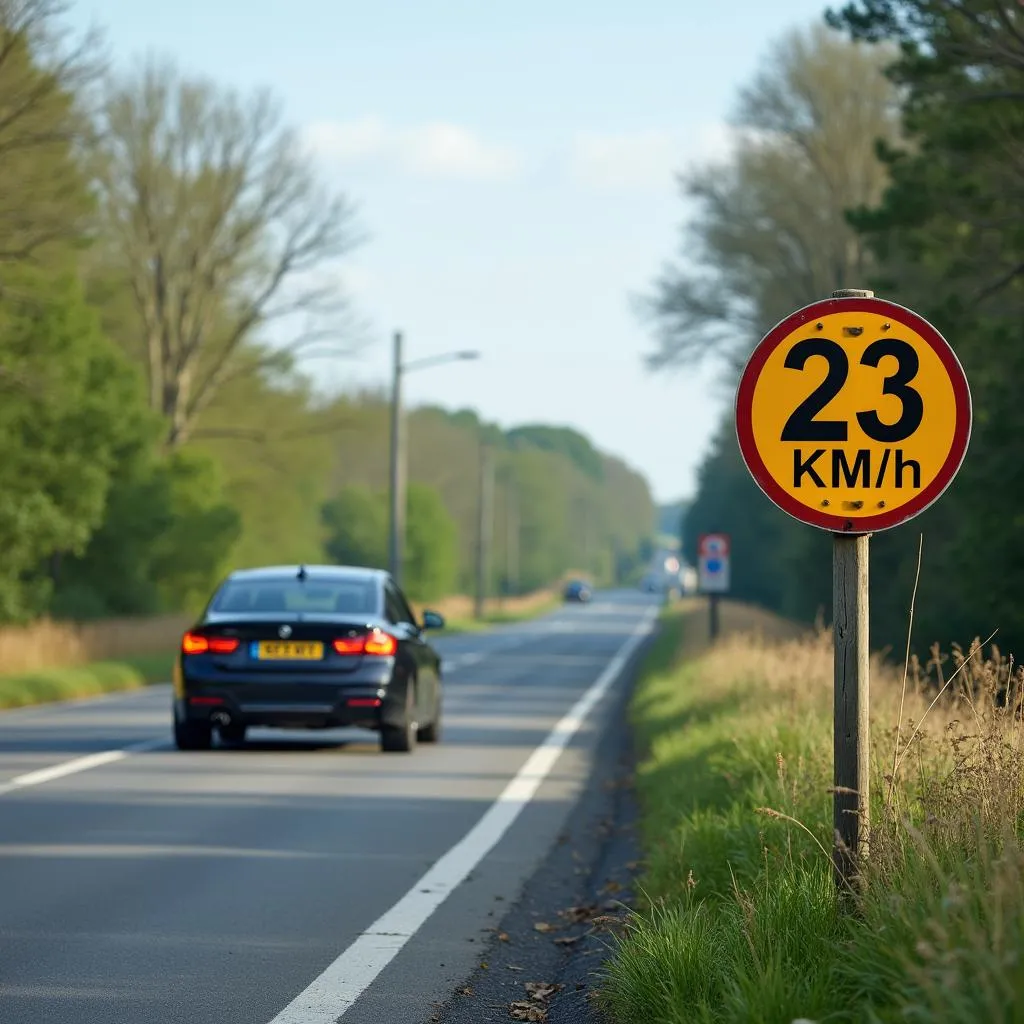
[698, 532, 731, 559]
[734, 297, 972, 534]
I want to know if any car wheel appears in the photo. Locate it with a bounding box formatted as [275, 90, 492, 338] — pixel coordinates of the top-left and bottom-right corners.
[417, 693, 442, 743]
[380, 683, 417, 753]
[174, 718, 213, 751]
[219, 723, 247, 745]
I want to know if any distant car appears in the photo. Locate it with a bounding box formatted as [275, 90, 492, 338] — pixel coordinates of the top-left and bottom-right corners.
[563, 579, 592, 603]
[172, 564, 445, 754]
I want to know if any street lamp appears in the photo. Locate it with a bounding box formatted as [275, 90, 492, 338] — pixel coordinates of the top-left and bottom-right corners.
[388, 331, 480, 587]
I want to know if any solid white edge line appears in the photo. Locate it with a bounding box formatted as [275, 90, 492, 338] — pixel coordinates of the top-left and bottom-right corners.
[0, 737, 168, 797]
[266, 606, 659, 1024]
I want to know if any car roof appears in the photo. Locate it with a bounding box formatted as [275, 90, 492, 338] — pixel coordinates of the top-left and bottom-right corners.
[222, 565, 387, 584]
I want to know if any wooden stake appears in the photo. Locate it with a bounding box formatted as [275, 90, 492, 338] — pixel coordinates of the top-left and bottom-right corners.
[832, 533, 870, 890]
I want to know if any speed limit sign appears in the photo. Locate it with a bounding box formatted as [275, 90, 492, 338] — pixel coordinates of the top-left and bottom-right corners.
[734, 289, 972, 893]
[735, 294, 971, 533]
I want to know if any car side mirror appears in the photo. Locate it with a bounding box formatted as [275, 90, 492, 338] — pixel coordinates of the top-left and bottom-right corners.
[422, 610, 445, 631]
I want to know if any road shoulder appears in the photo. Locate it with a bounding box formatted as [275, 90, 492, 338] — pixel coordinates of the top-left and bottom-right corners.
[432, 641, 644, 1024]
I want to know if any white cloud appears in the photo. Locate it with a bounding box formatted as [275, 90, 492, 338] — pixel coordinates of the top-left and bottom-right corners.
[567, 124, 737, 191]
[303, 117, 522, 182]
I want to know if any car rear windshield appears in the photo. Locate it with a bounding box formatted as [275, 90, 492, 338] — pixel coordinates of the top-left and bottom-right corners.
[210, 578, 379, 615]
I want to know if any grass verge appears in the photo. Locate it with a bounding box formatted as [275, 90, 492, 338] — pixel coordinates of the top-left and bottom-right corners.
[601, 603, 1024, 1024]
[443, 595, 562, 633]
[0, 651, 177, 711]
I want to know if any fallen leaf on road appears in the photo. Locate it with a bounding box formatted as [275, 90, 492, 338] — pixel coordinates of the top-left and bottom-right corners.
[603, 880, 623, 894]
[524, 982, 561, 1001]
[498, 932, 510, 942]
[560, 904, 597, 924]
[460, 987, 473, 996]
[509, 1002, 547, 1021]
[532, 922, 555, 933]
[553, 935, 580, 947]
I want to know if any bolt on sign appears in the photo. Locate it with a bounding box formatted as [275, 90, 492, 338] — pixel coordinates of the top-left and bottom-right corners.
[735, 295, 971, 533]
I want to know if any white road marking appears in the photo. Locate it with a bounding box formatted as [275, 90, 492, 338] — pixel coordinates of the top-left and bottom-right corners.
[266, 606, 658, 1024]
[0, 737, 167, 797]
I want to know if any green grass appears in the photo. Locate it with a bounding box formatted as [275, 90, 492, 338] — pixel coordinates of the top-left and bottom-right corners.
[443, 596, 561, 633]
[0, 650, 176, 710]
[600, 608, 1024, 1024]
[118, 650, 176, 683]
[0, 660, 147, 710]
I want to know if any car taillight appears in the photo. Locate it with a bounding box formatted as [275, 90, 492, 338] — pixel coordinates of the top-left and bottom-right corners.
[364, 629, 398, 656]
[332, 629, 398, 657]
[181, 633, 239, 655]
[332, 637, 365, 655]
[182, 632, 208, 654]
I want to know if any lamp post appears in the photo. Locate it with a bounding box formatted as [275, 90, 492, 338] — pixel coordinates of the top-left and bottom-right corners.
[387, 331, 480, 587]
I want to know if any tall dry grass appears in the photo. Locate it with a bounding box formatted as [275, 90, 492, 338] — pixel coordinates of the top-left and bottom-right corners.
[0, 614, 193, 675]
[604, 601, 1024, 1024]
[698, 623, 1024, 864]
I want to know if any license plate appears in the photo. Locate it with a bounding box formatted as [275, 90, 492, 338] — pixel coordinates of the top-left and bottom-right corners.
[255, 641, 324, 660]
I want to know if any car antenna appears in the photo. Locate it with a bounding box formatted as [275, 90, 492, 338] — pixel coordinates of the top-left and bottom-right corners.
[296, 564, 307, 581]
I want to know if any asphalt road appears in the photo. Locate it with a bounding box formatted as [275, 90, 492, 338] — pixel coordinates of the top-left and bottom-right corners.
[0, 589, 658, 1024]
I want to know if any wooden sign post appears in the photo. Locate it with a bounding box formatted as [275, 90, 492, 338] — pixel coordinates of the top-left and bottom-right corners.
[735, 289, 972, 891]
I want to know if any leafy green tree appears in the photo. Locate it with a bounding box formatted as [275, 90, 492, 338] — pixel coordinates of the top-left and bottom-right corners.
[322, 486, 387, 570]
[507, 425, 605, 481]
[52, 447, 241, 618]
[404, 484, 459, 602]
[322, 483, 458, 602]
[0, 0, 100, 273]
[0, 272, 145, 620]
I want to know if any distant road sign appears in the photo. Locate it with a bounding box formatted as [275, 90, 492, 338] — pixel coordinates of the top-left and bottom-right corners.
[735, 295, 971, 533]
[697, 533, 730, 594]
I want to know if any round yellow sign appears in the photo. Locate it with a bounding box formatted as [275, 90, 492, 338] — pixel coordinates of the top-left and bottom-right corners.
[735, 296, 971, 533]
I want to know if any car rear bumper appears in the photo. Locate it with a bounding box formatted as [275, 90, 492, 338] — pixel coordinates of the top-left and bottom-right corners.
[176, 662, 402, 731]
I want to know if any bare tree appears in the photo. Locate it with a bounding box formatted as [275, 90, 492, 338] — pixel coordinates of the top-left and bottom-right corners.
[92, 57, 360, 446]
[641, 23, 901, 375]
[0, 0, 103, 269]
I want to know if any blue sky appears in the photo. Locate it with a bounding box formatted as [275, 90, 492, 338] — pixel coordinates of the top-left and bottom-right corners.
[70, 0, 831, 503]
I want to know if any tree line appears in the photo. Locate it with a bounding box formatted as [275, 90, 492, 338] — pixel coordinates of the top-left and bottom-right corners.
[647, 2, 1024, 655]
[0, 0, 655, 621]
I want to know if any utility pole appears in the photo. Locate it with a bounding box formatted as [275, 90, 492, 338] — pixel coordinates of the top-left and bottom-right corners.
[505, 484, 519, 598]
[474, 443, 494, 620]
[387, 331, 405, 586]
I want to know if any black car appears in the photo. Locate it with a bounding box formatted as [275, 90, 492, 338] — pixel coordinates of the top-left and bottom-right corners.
[563, 579, 592, 603]
[171, 564, 445, 754]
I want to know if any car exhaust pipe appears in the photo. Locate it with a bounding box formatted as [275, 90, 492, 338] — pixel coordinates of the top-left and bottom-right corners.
[210, 710, 231, 727]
